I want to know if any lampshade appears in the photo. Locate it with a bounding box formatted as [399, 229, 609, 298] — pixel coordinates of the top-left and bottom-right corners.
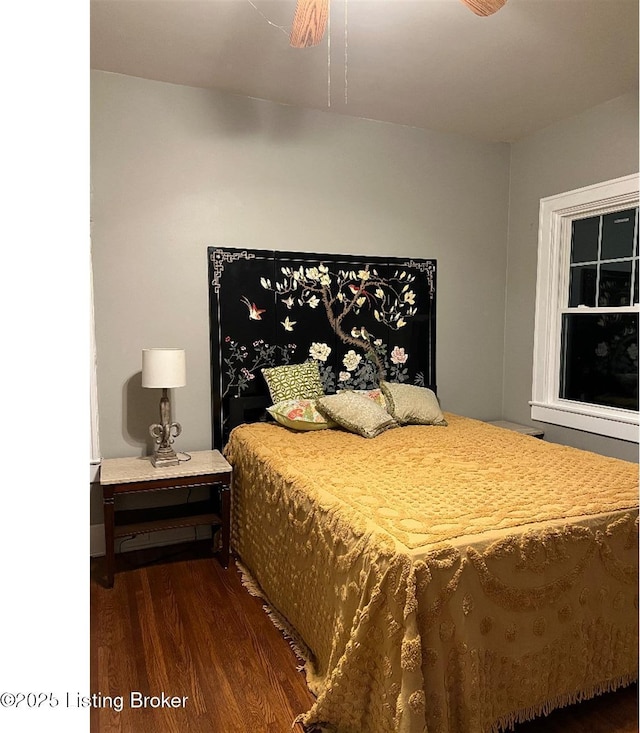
[142, 348, 186, 388]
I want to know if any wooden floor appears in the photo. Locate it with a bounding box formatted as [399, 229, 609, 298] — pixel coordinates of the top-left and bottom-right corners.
[91, 542, 638, 733]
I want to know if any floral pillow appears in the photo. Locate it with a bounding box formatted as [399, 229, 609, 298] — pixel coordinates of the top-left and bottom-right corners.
[267, 399, 336, 432]
[380, 381, 447, 426]
[262, 361, 325, 404]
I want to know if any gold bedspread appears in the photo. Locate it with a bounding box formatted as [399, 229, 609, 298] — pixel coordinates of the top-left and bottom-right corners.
[224, 414, 639, 733]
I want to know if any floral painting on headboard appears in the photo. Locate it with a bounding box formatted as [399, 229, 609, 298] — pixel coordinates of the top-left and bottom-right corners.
[208, 247, 437, 445]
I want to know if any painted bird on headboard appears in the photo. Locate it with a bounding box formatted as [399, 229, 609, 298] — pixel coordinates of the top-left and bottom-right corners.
[241, 296, 266, 321]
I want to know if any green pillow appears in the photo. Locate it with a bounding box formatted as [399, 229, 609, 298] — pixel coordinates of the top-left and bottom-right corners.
[316, 392, 398, 439]
[380, 381, 447, 426]
[262, 361, 325, 403]
[267, 399, 336, 431]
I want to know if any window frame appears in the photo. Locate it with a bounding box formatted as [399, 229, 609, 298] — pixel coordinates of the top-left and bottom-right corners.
[90, 250, 100, 466]
[530, 173, 639, 443]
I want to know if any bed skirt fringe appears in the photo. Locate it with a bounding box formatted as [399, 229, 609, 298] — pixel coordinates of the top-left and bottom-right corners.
[235, 557, 313, 669]
[235, 556, 637, 733]
[491, 672, 638, 732]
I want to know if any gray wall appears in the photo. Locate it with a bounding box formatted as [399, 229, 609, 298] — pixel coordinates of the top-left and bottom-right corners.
[91, 72, 638, 468]
[503, 92, 639, 461]
[91, 71, 510, 460]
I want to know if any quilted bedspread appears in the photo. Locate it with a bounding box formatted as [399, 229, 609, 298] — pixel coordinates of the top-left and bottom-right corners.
[224, 414, 638, 733]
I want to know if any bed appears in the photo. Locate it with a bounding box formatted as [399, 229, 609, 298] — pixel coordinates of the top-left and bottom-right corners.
[224, 414, 638, 733]
[209, 246, 638, 732]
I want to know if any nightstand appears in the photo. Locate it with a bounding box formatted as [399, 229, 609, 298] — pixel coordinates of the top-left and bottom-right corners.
[486, 420, 544, 438]
[100, 450, 231, 587]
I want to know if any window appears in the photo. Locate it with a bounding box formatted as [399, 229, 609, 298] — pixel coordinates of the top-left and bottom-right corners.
[531, 174, 639, 442]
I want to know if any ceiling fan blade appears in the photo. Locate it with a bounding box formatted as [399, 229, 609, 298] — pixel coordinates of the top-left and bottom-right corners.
[459, 0, 508, 16]
[290, 0, 329, 48]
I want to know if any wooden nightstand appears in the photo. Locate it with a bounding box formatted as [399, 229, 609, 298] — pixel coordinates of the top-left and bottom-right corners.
[486, 420, 544, 438]
[100, 450, 232, 587]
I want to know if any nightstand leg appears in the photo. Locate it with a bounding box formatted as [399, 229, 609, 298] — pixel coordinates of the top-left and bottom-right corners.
[103, 493, 115, 588]
[220, 483, 231, 568]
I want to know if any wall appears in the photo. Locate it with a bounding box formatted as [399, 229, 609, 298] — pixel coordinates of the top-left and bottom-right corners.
[91, 70, 511, 462]
[503, 92, 639, 461]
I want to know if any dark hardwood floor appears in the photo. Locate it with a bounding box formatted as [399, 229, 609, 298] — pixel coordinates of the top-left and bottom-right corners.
[91, 542, 638, 733]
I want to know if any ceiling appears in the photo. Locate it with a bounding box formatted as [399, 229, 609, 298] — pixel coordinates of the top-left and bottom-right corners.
[90, 0, 639, 143]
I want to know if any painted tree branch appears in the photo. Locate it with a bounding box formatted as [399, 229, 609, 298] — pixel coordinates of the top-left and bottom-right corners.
[260, 264, 419, 379]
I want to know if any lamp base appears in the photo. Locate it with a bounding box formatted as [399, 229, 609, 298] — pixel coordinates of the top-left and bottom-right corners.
[151, 451, 180, 468]
[148, 391, 183, 468]
[150, 439, 180, 468]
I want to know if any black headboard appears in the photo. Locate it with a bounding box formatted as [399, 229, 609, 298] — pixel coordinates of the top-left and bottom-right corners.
[208, 247, 437, 447]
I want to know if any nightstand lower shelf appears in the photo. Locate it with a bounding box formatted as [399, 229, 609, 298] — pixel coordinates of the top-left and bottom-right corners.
[113, 501, 221, 538]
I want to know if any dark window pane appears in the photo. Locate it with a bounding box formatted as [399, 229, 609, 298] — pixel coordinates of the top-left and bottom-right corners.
[560, 313, 638, 411]
[568, 264, 597, 307]
[601, 208, 637, 260]
[598, 260, 633, 307]
[635, 259, 639, 304]
[571, 216, 600, 263]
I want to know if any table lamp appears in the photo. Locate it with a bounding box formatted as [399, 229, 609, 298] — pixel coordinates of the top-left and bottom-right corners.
[142, 348, 186, 467]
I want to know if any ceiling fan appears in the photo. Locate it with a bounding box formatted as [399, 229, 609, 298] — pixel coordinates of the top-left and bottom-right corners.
[290, 0, 508, 48]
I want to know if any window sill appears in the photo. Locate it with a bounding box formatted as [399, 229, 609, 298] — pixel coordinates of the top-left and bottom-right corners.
[530, 401, 639, 443]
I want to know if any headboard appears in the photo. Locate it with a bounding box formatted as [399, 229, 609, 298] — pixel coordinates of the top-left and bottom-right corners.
[208, 247, 437, 447]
